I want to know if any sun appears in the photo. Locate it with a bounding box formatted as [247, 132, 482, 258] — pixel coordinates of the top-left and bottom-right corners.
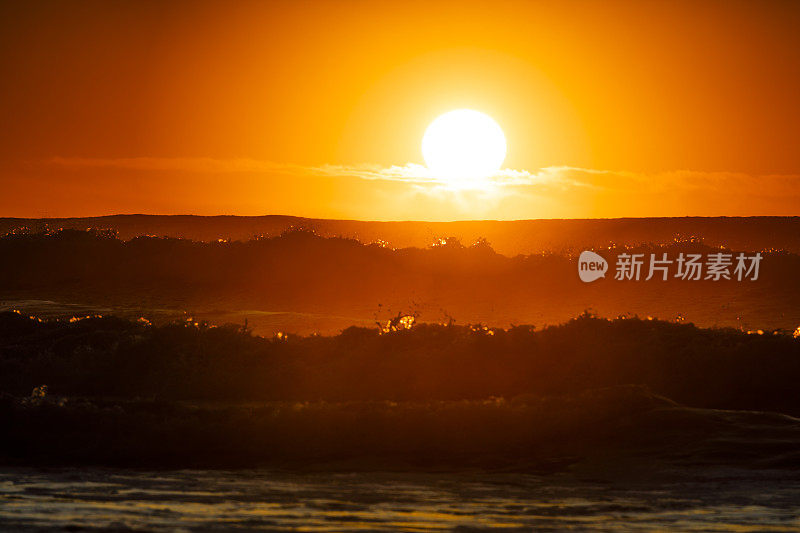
[422, 109, 507, 186]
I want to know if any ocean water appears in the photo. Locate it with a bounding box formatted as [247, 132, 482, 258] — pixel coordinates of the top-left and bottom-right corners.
[1, 468, 799, 531]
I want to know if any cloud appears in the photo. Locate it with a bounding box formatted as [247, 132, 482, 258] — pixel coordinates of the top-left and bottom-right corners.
[47, 156, 800, 197]
[45, 156, 619, 189]
[49, 157, 441, 184]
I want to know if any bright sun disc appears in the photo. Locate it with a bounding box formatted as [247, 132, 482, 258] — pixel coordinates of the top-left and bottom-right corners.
[422, 109, 506, 185]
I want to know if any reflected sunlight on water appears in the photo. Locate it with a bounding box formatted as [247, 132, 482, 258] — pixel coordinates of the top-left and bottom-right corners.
[1, 468, 799, 531]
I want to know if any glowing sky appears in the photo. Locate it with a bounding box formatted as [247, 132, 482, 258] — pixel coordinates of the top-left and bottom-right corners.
[1, 0, 800, 219]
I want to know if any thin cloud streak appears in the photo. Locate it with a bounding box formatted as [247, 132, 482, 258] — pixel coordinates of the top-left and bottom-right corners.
[48, 156, 800, 195]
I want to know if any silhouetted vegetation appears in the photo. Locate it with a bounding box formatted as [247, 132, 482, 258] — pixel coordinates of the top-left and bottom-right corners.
[3, 230, 800, 467]
[2, 312, 800, 467]
[4, 214, 800, 255]
[2, 229, 800, 332]
[1, 311, 799, 414]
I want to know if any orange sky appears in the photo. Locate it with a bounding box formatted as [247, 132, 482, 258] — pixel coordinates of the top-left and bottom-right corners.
[1, 0, 800, 220]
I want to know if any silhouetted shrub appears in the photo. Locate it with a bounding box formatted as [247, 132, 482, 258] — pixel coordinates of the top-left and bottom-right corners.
[1, 312, 799, 415]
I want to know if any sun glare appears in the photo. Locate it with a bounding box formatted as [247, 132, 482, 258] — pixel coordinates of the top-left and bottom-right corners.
[422, 109, 507, 187]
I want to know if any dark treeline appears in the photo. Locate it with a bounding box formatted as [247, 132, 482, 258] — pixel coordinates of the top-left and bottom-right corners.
[2, 311, 799, 415]
[2, 229, 800, 330]
[3, 215, 800, 255]
[0, 229, 522, 306]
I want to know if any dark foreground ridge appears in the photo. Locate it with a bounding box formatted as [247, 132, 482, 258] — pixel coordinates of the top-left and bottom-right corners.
[4, 385, 800, 470]
[1, 312, 800, 469]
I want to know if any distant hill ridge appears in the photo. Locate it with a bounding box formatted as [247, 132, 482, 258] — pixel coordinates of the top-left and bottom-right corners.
[2, 215, 799, 255]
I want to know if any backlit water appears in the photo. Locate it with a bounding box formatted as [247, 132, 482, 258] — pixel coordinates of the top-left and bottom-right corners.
[1, 468, 799, 531]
